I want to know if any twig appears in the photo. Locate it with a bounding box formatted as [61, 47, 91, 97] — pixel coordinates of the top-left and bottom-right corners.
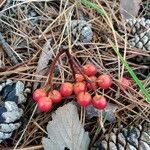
[65, 50, 76, 80]
[4, 145, 43, 150]
[15, 145, 43, 150]
[0, 0, 6, 9]
[71, 56, 91, 82]
[0, 33, 19, 65]
[45, 49, 66, 89]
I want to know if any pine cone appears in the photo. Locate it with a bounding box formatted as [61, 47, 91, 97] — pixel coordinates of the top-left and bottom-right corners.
[92, 122, 150, 150]
[0, 80, 30, 142]
[129, 30, 150, 51]
[65, 20, 93, 43]
[123, 16, 150, 78]
[125, 17, 150, 51]
[142, 2, 150, 17]
[126, 18, 150, 35]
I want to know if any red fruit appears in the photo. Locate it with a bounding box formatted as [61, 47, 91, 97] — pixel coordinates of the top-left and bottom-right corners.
[77, 92, 92, 107]
[97, 74, 112, 89]
[87, 76, 98, 90]
[74, 82, 86, 95]
[75, 73, 84, 82]
[92, 95, 107, 110]
[60, 82, 73, 97]
[49, 90, 62, 103]
[83, 64, 97, 76]
[37, 97, 52, 112]
[119, 77, 130, 89]
[32, 88, 46, 102]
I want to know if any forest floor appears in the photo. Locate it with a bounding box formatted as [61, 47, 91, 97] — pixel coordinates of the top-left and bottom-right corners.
[0, 0, 149, 150]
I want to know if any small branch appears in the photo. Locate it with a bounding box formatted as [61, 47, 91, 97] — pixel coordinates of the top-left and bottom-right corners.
[0, 0, 7, 10]
[45, 48, 91, 93]
[15, 145, 43, 150]
[65, 50, 76, 80]
[0, 33, 19, 65]
[45, 49, 66, 89]
[71, 56, 91, 82]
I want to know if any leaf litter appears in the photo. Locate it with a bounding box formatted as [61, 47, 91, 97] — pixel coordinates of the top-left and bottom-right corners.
[0, 0, 149, 149]
[120, 0, 141, 20]
[34, 39, 53, 89]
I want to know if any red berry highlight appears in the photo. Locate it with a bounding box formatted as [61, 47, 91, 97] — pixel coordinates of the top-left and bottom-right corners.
[32, 88, 46, 102]
[37, 97, 52, 112]
[74, 82, 86, 95]
[76, 92, 92, 107]
[83, 64, 97, 76]
[119, 77, 130, 90]
[87, 76, 98, 90]
[49, 90, 62, 103]
[75, 73, 84, 82]
[60, 82, 73, 97]
[97, 74, 112, 89]
[92, 95, 107, 110]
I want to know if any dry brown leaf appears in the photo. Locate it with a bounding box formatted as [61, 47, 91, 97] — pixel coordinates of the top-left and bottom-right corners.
[120, 0, 141, 20]
[42, 102, 90, 150]
[34, 39, 53, 89]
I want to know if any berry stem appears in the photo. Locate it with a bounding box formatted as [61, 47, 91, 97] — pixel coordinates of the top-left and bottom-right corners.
[45, 49, 66, 89]
[70, 56, 91, 82]
[65, 50, 76, 81]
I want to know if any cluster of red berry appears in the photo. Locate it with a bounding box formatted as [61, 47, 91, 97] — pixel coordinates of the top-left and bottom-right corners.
[32, 64, 130, 112]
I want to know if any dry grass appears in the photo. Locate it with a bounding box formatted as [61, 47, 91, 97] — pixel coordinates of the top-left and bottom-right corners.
[0, 0, 149, 149]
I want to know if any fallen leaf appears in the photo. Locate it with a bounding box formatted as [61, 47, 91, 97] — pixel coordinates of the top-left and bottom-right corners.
[42, 102, 90, 150]
[86, 103, 118, 123]
[120, 0, 141, 20]
[34, 39, 53, 89]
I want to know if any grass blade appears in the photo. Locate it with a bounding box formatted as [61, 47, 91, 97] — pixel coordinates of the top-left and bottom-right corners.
[109, 40, 150, 102]
[81, 0, 104, 16]
[81, 0, 150, 102]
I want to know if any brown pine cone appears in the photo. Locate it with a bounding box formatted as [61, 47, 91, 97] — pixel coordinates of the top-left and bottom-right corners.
[124, 17, 150, 51]
[92, 122, 150, 150]
[129, 30, 150, 51]
[64, 20, 93, 43]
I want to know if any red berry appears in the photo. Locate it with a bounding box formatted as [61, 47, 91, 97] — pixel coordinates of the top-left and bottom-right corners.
[119, 77, 130, 89]
[60, 82, 73, 97]
[74, 82, 86, 95]
[75, 73, 84, 82]
[97, 74, 112, 89]
[92, 95, 107, 110]
[32, 88, 46, 102]
[49, 90, 62, 103]
[37, 97, 52, 112]
[77, 92, 92, 107]
[83, 64, 97, 76]
[87, 76, 98, 90]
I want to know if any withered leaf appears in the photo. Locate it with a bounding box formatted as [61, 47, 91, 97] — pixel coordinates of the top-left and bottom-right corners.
[34, 39, 53, 89]
[42, 102, 90, 150]
[120, 0, 141, 20]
